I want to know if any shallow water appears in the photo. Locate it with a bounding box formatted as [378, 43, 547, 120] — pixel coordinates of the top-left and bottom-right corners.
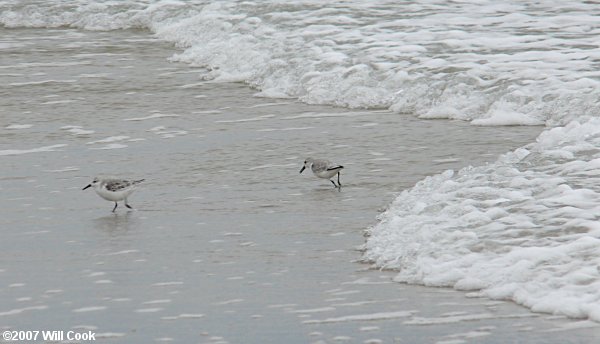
[1, 28, 599, 343]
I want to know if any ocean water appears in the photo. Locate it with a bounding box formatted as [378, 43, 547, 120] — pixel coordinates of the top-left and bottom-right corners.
[3, 0, 599, 125]
[2, 0, 600, 342]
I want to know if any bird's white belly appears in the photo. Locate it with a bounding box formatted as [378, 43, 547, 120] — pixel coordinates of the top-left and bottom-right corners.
[95, 188, 131, 202]
[315, 169, 339, 179]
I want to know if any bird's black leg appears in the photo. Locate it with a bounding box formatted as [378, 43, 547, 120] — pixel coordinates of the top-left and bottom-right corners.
[125, 198, 133, 209]
[330, 180, 338, 188]
[112, 202, 118, 212]
[337, 172, 342, 187]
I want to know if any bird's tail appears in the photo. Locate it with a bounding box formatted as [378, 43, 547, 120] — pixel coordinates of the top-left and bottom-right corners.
[327, 165, 344, 171]
[133, 179, 145, 185]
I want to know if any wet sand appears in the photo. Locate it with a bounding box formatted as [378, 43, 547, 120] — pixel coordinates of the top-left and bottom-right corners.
[1, 28, 599, 343]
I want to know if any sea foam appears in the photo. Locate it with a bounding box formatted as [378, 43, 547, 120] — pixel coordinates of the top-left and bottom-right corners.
[2, 1, 599, 126]
[364, 118, 600, 321]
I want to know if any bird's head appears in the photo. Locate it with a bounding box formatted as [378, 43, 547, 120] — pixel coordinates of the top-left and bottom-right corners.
[299, 158, 314, 174]
[82, 177, 100, 190]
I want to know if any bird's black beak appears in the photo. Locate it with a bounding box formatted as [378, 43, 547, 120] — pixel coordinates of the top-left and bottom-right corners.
[299, 166, 305, 174]
[82, 184, 91, 190]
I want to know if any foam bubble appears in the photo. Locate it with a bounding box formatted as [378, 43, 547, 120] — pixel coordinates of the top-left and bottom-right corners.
[0, 305, 47, 316]
[5, 124, 33, 129]
[124, 113, 180, 121]
[72, 306, 107, 313]
[0, 144, 67, 156]
[303, 310, 415, 324]
[61, 126, 95, 136]
[86, 136, 130, 144]
[89, 143, 127, 150]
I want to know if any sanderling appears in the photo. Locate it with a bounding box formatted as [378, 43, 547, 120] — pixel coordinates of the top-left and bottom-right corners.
[83, 177, 144, 212]
[300, 158, 344, 188]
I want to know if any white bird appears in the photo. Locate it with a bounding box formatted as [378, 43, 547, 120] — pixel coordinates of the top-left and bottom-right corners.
[83, 177, 144, 212]
[300, 157, 344, 188]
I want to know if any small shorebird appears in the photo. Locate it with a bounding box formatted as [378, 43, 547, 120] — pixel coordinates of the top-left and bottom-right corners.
[83, 177, 144, 212]
[300, 158, 344, 188]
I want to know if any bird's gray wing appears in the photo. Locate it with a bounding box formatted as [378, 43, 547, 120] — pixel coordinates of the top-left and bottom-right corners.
[105, 180, 133, 192]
